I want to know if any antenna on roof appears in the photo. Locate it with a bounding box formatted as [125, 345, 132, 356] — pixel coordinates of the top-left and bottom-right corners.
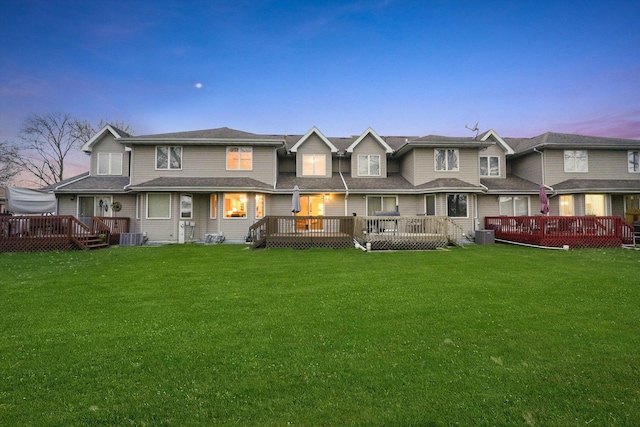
[465, 122, 479, 140]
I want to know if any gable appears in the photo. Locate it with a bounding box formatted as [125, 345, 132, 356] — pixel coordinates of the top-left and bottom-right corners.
[82, 125, 126, 153]
[480, 129, 513, 155]
[346, 127, 393, 153]
[289, 126, 338, 153]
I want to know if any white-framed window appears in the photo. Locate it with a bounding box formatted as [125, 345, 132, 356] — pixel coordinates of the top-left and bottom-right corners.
[357, 154, 381, 176]
[180, 194, 192, 219]
[560, 195, 574, 216]
[255, 194, 265, 219]
[366, 195, 397, 216]
[424, 194, 436, 216]
[210, 194, 217, 219]
[156, 146, 182, 170]
[499, 196, 530, 216]
[435, 149, 459, 171]
[97, 153, 123, 175]
[302, 154, 326, 176]
[628, 151, 639, 173]
[585, 194, 606, 216]
[147, 193, 171, 219]
[224, 193, 247, 218]
[480, 156, 499, 177]
[447, 194, 467, 217]
[564, 150, 588, 172]
[227, 147, 252, 170]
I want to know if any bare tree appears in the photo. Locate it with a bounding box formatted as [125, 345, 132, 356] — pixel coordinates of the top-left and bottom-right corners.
[93, 119, 135, 136]
[0, 139, 20, 186]
[14, 112, 92, 186]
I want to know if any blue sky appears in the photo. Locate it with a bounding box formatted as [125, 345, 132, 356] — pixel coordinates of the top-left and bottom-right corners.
[1, 0, 639, 145]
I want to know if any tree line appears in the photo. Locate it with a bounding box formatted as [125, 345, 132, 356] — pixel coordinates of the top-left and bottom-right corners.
[0, 112, 133, 187]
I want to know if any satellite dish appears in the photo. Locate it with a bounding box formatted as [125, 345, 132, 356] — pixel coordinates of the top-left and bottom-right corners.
[465, 122, 479, 139]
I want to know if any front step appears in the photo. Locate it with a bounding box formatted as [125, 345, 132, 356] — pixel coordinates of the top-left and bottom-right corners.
[86, 236, 109, 249]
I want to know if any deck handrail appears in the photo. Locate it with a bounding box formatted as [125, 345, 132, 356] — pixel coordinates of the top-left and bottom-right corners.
[248, 216, 355, 249]
[484, 215, 634, 248]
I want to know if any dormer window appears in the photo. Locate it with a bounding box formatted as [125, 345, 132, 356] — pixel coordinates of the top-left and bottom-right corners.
[302, 154, 326, 176]
[97, 153, 123, 175]
[358, 155, 380, 176]
[156, 146, 182, 170]
[435, 149, 459, 171]
[480, 156, 499, 177]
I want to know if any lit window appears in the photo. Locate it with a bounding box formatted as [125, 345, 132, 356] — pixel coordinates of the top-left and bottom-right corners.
[156, 146, 182, 170]
[499, 196, 529, 215]
[358, 155, 381, 176]
[564, 150, 588, 172]
[629, 151, 639, 173]
[147, 193, 171, 219]
[97, 153, 123, 175]
[435, 149, 459, 171]
[585, 194, 606, 216]
[180, 194, 192, 219]
[255, 194, 265, 219]
[224, 193, 247, 218]
[227, 147, 252, 170]
[302, 154, 326, 176]
[210, 194, 217, 218]
[447, 194, 467, 217]
[480, 156, 499, 177]
[560, 195, 574, 216]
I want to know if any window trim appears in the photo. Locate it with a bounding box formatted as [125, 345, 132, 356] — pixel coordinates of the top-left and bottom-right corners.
[155, 146, 182, 170]
[255, 194, 265, 219]
[446, 193, 468, 218]
[223, 193, 248, 219]
[97, 152, 123, 175]
[498, 196, 530, 216]
[424, 194, 436, 216]
[563, 149, 588, 173]
[434, 148, 459, 172]
[210, 194, 217, 219]
[479, 155, 500, 177]
[628, 151, 639, 173]
[146, 193, 171, 219]
[302, 154, 327, 176]
[226, 146, 253, 171]
[357, 154, 381, 176]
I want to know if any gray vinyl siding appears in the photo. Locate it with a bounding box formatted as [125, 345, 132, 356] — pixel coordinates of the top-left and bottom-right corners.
[413, 148, 480, 186]
[545, 149, 633, 186]
[90, 134, 129, 177]
[131, 145, 276, 185]
[510, 154, 543, 184]
[476, 194, 500, 227]
[296, 135, 332, 177]
[400, 150, 416, 185]
[57, 198, 76, 216]
[350, 135, 388, 178]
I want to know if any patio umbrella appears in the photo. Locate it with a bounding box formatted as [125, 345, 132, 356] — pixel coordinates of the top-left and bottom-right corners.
[291, 185, 301, 214]
[539, 185, 550, 215]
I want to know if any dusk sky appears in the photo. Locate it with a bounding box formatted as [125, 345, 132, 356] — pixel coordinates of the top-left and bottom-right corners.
[2, 0, 639, 148]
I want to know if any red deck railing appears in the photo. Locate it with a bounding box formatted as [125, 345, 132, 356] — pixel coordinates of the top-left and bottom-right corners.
[485, 216, 634, 248]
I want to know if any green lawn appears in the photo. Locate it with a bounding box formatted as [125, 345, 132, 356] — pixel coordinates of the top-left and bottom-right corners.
[1, 244, 638, 426]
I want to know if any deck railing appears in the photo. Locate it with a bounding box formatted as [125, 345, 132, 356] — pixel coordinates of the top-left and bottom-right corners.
[485, 216, 634, 248]
[0, 215, 131, 252]
[353, 215, 465, 250]
[248, 216, 355, 249]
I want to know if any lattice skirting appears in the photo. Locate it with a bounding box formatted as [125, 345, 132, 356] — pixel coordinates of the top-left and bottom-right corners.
[266, 237, 353, 249]
[0, 236, 73, 252]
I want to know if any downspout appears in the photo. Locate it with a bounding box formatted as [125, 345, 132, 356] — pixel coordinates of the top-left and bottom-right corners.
[338, 153, 349, 215]
[533, 148, 554, 193]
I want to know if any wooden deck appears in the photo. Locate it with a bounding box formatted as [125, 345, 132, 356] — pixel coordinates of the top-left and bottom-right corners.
[0, 215, 130, 252]
[484, 216, 635, 248]
[248, 215, 466, 250]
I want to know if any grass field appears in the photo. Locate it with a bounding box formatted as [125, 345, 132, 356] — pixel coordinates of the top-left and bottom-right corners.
[1, 244, 639, 426]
